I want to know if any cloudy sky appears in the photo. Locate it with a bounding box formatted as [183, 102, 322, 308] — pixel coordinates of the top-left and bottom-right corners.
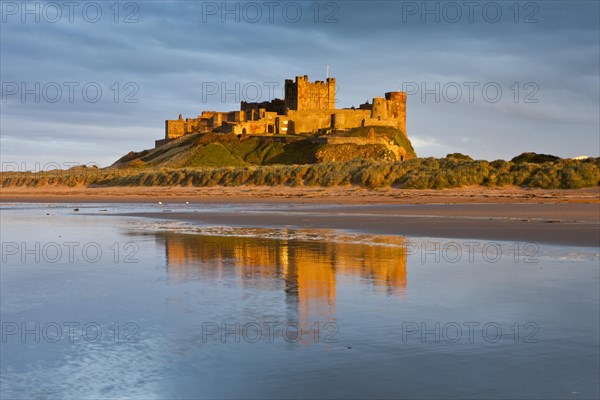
[1, 0, 599, 168]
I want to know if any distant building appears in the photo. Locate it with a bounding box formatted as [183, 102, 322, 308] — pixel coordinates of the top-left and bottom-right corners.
[156, 75, 408, 148]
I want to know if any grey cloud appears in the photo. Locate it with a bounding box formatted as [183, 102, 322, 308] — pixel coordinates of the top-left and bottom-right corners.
[1, 0, 598, 167]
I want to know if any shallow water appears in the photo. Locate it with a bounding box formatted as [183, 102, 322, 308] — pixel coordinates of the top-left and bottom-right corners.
[1, 204, 599, 399]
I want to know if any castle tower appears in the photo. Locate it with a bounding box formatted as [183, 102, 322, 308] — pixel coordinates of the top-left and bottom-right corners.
[284, 78, 298, 110]
[371, 97, 388, 120]
[385, 92, 407, 134]
[284, 75, 336, 111]
[326, 77, 336, 110]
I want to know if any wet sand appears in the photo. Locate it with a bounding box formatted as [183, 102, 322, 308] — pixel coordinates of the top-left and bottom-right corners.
[1, 185, 599, 204]
[2, 186, 598, 246]
[121, 203, 599, 247]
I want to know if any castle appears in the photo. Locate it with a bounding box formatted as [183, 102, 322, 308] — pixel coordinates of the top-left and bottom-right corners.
[155, 75, 407, 148]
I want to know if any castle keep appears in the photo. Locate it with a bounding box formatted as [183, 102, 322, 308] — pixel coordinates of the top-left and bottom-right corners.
[156, 75, 407, 148]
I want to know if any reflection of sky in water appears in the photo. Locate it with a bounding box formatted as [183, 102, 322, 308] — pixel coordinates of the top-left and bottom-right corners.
[1, 205, 599, 399]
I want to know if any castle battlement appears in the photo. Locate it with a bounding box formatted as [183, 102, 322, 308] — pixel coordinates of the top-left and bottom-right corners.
[156, 75, 407, 148]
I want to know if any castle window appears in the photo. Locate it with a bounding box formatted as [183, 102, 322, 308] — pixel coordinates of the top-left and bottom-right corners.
[268, 125, 274, 134]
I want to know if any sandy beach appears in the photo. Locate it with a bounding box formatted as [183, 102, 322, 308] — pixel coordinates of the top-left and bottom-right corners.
[2, 185, 598, 247]
[1, 185, 599, 204]
[121, 203, 599, 247]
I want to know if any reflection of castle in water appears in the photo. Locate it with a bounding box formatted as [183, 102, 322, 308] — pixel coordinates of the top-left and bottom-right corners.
[156, 230, 407, 323]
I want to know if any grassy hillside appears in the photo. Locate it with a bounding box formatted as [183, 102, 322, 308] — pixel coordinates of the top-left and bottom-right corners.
[113, 127, 416, 169]
[3, 156, 599, 190]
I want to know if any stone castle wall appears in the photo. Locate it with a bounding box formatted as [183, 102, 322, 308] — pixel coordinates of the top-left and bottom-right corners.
[157, 75, 408, 148]
[285, 109, 370, 134]
[310, 135, 407, 160]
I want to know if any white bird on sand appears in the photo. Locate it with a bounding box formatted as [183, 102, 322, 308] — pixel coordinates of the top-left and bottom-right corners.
[158, 201, 163, 205]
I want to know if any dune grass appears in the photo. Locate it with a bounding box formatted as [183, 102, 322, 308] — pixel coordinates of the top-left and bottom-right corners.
[3, 157, 599, 189]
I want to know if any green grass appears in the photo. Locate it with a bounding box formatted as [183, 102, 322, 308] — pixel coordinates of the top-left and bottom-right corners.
[113, 130, 415, 169]
[4, 156, 599, 190]
[446, 153, 474, 161]
[126, 134, 271, 168]
[511, 152, 560, 164]
[8, 133, 594, 190]
[186, 143, 246, 167]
